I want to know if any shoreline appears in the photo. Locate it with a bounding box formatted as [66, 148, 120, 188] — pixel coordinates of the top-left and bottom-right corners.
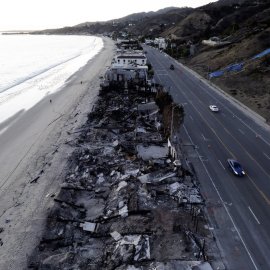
[0, 35, 103, 128]
[0, 37, 115, 269]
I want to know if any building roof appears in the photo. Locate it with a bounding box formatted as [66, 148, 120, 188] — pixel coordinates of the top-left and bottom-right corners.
[116, 55, 146, 59]
[111, 64, 148, 70]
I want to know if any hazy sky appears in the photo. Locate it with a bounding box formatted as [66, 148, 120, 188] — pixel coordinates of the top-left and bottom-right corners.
[1, 0, 218, 31]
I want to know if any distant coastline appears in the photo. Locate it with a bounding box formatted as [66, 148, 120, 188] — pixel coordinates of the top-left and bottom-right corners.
[1, 31, 32, 35]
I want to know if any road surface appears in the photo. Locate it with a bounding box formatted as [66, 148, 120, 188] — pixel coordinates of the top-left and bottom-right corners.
[144, 46, 270, 270]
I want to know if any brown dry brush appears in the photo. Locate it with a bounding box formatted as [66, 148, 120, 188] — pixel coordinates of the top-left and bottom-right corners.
[155, 89, 185, 138]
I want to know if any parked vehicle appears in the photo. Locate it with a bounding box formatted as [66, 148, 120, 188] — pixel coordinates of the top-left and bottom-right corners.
[227, 159, 245, 176]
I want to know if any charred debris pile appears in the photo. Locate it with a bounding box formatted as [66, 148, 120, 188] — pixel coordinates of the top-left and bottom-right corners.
[28, 85, 217, 269]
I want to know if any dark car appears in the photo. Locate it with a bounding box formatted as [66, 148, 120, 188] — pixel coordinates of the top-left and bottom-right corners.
[170, 64, 175, 70]
[227, 159, 245, 176]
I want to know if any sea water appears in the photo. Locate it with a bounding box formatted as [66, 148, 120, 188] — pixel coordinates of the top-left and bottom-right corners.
[0, 34, 103, 130]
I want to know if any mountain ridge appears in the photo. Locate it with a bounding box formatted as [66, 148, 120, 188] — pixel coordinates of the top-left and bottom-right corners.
[32, 0, 270, 120]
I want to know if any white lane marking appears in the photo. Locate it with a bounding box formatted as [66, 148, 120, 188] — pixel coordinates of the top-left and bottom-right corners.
[218, 160, 225, 170]
[263, 152, 270, 159]
[196, 80, 270, 148]
[156, 72, 168, 76]
[223, 126, 230, 133]
[201, 133, 206, 141]
[199, 156, 208, 162]
[183, 124, 259, 270]
[169, 53, 264, 133]
[248, 206, 260, 225]
[224, 201, 232, 206]
[189, 115, 194, 121]
[238, 128, 245, 135]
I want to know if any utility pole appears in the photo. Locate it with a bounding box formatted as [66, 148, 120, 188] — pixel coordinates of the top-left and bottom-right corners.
[170, 104, 178, 141]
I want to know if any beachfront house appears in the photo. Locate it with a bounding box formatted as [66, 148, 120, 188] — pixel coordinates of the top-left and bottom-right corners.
[101, 52, 149, 90]
[112, 53, 147, 67]
[116, 39, 141, 50]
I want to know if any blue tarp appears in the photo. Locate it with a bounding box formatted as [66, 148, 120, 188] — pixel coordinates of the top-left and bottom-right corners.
[224, 62, 244, 72]
[209, 70, 224, 78]
[252, 48, 270, 60]
[209, 62, 244, 78]
[209, 48, 270, 78]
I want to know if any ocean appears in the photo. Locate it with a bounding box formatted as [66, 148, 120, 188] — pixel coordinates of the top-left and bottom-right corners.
[0, 34, 103, 130]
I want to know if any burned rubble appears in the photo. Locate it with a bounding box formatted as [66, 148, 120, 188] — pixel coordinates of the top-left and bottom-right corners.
[28, 83, 218, 269]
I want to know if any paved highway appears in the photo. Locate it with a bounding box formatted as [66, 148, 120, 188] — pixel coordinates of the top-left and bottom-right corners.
[144, 46, 270, 270]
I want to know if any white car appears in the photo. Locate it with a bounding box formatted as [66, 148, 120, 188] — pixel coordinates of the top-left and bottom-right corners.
[209, 105, 219, 112]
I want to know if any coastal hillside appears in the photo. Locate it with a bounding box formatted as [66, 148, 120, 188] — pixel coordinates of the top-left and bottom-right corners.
[34, 7, 193, 36]
[182, 0, 270, 121]
[34, 0, 270, 120]
[35, 0, 269, 43]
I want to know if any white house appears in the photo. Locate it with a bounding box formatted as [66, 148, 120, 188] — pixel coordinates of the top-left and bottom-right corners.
[100, 52, 149, 89]
[116, 38, 129, 44]
[145, 39, 154, 45]
[112, 53, 147, 67]
[154, 37, 167, 50]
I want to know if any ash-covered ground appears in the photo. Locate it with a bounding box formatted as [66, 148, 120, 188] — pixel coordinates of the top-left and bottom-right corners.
[28, 85, 220, 270]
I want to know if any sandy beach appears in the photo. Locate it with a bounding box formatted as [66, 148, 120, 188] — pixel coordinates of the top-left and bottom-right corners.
[0, 37, 115, 269]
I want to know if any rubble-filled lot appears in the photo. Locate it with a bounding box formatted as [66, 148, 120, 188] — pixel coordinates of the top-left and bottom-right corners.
[28, 86, 218, 270]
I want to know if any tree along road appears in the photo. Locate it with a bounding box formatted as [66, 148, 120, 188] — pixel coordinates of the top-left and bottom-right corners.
[144, 45, 270, 270]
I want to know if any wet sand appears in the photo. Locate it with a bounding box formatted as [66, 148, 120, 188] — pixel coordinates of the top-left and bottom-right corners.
[0, 37, 115, 269]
